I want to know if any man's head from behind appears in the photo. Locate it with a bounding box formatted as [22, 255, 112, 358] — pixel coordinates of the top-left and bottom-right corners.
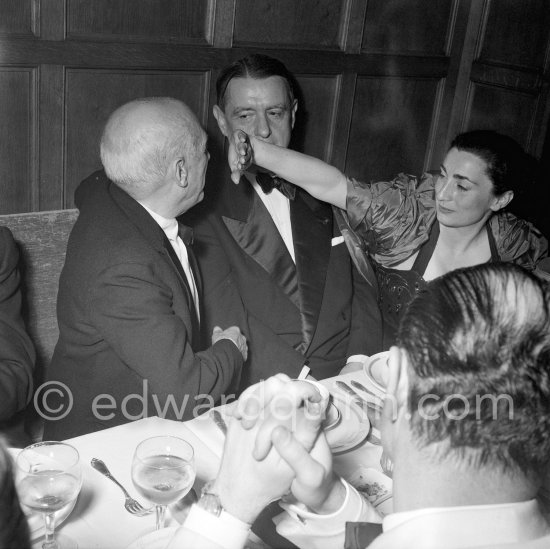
[388, 263, 550, 481]
[213, 54, 298, 150]
[100, 97, 209, 217]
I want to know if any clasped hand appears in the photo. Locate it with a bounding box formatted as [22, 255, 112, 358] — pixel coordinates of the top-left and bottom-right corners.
[211, 374, 338, 525]
[211, 325, 248, 361]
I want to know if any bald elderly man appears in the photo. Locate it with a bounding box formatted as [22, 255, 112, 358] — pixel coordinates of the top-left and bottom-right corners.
[44, 98, 247, 439]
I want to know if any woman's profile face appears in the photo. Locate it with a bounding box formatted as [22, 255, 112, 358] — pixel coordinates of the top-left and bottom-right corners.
[435, 148, 503, 228]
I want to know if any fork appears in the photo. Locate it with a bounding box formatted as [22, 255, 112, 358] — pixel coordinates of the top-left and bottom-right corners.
[90, 458, 153, 516]
[350, 380, 384, 405]
[334, 381, 378, 416]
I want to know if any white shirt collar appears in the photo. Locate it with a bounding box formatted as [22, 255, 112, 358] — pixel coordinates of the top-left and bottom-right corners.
[138, 203, 178, 241]
[383, 499, 549, 543]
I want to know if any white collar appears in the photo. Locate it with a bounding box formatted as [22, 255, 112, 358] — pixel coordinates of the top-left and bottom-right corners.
[382, 499, 549, 544]
[139, 203, 178, 241]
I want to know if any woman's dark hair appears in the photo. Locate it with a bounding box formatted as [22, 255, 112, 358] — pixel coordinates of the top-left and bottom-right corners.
[216, 54, 297, 109]
[0, 437, 31, 549]
[450, 130, 533, 196]
[398, 262, 550, 479]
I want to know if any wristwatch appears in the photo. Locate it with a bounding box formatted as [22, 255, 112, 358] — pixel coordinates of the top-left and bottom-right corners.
[197, 481, 224, 518]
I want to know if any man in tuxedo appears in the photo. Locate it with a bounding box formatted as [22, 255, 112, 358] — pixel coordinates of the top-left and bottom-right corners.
[44, 98, 247, 440]
[191, 54, 382, 389]
[171, 262, 550, 549]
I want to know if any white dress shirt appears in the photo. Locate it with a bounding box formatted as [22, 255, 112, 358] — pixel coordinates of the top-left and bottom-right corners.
[139, 203, 200, 320]
[277, 482, 550, 549]
[252, 178, 296, 263]
[171, 479, 550, 549]
[171, 480, 376, 549]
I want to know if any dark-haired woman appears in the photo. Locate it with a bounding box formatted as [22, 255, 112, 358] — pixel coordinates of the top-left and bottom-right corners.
[230, 130, 548, 349]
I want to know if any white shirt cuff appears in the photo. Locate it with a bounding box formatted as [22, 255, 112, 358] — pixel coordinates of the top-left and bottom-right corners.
[346, 354, 368, 365]
[274, 480, 381, 549]
[183, 504, 250, 549]
[278, 479, 380, 534]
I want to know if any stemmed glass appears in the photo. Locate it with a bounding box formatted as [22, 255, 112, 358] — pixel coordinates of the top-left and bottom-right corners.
[131, 436, 196, 531]
[16, 442, 82, 549]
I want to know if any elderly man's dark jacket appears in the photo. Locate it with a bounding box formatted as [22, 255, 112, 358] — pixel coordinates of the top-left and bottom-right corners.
[44, 171, 243, 440]
[190, 174, 382, 390]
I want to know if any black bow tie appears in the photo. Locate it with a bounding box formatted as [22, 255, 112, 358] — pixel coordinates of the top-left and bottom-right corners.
[255, 172, 296, 201]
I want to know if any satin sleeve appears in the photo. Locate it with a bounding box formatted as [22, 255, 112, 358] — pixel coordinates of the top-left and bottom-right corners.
[489, 212, 549, 270]
[343, 173, 437, 267]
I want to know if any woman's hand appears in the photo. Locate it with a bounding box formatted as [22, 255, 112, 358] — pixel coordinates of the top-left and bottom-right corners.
[228, 129, 253, 184]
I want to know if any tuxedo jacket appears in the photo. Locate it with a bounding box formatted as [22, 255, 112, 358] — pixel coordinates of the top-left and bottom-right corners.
[44, 171, 243, 440]
[189, 175, 382, 389]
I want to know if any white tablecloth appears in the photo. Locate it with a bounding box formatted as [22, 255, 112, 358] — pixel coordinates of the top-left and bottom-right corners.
[22, 370, 384, 549]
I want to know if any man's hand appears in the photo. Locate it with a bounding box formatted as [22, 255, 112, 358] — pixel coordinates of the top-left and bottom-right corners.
[272, 426, 344, 514]
[228, 129, 253, 184]
[212, 325, 248, 361]
[231, 375, 325, 459]
[208, 375, 339, 525]
[212, 405, 325, 524]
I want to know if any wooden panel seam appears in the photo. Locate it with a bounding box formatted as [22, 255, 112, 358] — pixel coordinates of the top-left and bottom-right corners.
[212, 0, 236, 48]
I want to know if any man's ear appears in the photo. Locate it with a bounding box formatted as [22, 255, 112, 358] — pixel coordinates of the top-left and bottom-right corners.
[490, 190, 513, 212]
[175, 158, 188, 188]
[213, 105, 229, 138]
[386, 346, 410, 422]
[290, 99, 298, 130]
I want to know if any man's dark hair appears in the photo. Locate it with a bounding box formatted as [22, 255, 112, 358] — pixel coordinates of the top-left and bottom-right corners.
[398, 262, 550, 479]
[216, 54, 296, 109]
[450, 130, 533, 196]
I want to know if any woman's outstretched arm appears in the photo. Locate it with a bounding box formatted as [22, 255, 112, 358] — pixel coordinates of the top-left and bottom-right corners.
[229, 130, 347, 209]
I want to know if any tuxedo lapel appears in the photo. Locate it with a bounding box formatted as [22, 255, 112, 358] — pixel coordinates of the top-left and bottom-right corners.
[222, 190, 300, 309]
[291, 190, 332, 353]
[219, 177, 332, 353]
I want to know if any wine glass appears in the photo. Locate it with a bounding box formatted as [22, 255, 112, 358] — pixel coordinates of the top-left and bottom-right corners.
[131, 436, 196, 530]
[16, 441, 82, 549]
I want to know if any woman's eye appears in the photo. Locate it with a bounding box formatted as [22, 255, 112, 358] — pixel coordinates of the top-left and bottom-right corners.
[458, 185, 467, 192]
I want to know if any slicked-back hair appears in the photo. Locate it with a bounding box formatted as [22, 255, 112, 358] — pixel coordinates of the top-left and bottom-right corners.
[398, 263, 550, 478]
[450, 130, 532, 197]
[216, 54, 297, 110]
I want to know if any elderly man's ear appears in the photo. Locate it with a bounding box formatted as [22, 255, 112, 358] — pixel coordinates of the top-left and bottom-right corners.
[213, 105, 229, 138]
[175, 158, 188, 188]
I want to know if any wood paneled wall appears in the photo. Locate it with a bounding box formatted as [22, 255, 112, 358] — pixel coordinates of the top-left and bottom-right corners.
[1, 0, 549, 234]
